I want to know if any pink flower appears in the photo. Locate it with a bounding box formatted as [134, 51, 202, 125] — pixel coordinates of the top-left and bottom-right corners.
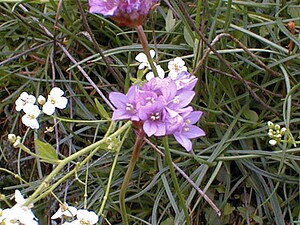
[89, 0, 160, 27]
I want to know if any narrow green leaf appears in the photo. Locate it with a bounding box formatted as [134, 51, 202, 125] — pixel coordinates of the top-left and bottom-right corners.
[161, 217, 174, 225]
[165, 9, 176, 32]
[35, 139, 59, 163]
[94, 98, 110, 120]
[184, 26, 194, 48]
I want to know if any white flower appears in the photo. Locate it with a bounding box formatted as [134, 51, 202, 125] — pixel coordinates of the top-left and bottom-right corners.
[168, 57, 188, 80]
[15, 92, 36, 112]
[21, 104, 41, 129]
[0, 190, 39, 225]
[37, 95, 46, 105]
[63, 209, 98, 225]
[51, 203, 78, 219]
[8, 134, 16, 143]
[135, 49, 155, 70]
[269, 139, 277, 146]
[42, 87, 68, 116]
[145, 64, 165, 81]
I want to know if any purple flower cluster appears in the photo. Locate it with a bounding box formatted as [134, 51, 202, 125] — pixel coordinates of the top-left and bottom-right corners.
[109, 72, 205, 151]
[89, 0, 159, 27]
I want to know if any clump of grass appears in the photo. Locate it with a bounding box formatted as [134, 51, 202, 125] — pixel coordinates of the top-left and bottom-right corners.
[1, 0, 300, 224]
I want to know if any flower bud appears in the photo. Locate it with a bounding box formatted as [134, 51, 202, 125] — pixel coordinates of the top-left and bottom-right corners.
[269, 139, 277, 146]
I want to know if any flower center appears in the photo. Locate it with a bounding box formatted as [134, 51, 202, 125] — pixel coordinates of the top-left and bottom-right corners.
[150, 112, 160, 121]
[125, 103, 134, 112]
[145, 97, 156, 104]
[50, 97, 56, 104]
[183, 127, 190, 132]
[80, 219, 90, 225]
[185, 119, 191, 125]
[173, 96, 180, 104]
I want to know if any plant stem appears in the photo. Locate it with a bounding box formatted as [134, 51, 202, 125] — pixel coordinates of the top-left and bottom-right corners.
[98, 126, 131, 216]
[163, 137, 191, 225]
[136, 25, 159, 77]
[119, 126, 145, 225]
[24, 121, 132, 206]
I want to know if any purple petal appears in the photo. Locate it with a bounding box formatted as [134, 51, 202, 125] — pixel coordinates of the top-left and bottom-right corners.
[109, 92, 127, 109]
[174, 134, 192, 152]
[89, 0, 118, 15]
[143, 120, 157, 136]
[184, 125, 206, 139]
[185, 111, 203, 124]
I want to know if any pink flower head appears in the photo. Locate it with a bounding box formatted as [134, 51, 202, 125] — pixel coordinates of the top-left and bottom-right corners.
[109, 71, 205, 152]
[89, 0, 160, 27]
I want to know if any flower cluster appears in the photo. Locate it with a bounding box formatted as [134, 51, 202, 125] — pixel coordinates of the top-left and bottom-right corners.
[51, 203, 99, 225]
[109, 55, 205, 151]
[267, 121, 287, 146]
[135, 49, 165, 81]
[15, 87, 68, 129]
[89, 0, 160, 27]
[0, 190, 38, 225]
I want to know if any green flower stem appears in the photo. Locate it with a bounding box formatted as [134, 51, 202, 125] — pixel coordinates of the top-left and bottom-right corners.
[98, 126, 131, 216]
[119, 126, 145, 225]
[24, 121, 132, 206]
[136, 25, 159, 77]
[163, 137, 191, 225]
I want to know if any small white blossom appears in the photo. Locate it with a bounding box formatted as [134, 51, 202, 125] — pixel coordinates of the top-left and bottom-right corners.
[15, 92, 36, 112]
[135, 49, 155, 70]
[269, 139, 277, 146]
[42, 87, 68, 116]
[64, 209, 98, 225]
[8, 134, 16, 143]
[168, 57, 188, 80]
[51, 203, 78, 219]
[0, 190, 39, 225]
[37, 95, 46, 105]
[21, 104, 41, 129]
[145, 64, 165, 81]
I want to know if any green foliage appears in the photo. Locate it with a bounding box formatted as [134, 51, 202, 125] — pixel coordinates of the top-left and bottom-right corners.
[1, 0, 300, 224]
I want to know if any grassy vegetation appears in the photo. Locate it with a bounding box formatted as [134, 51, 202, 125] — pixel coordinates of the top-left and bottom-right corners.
[1, 0, 300, 224]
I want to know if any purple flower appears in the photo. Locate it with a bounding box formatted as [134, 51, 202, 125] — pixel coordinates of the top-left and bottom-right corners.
[173, 111, 206, 152]
[89, 0, 160, 27]
[138, 95, 167, 136]
[109, 85, 140, 121]
[109, 70, 206, 152]
[89, 0, 117, 16]
[173, 71, 198, 91]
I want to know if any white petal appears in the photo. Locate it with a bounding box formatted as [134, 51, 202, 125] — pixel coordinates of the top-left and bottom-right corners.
[54, 97, 68, 109]
[149, 49, 155, 58]
[15, 99, 24, 111]
[19, 92, 29, 100]
[156, 65, 165, 79]
[50, 87, 64, 98]
[51, 209, 63, 219]
[135, 52, 148, 63]
[77, 209, 98, 224]
[14, 190, 26, 205]
[146, 72, 155, 81]
[63, 206, 77, 217]
[43, 101, 56, 115]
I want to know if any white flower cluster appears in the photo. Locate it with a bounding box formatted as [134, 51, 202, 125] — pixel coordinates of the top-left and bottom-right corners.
[267, 121, 287, 146]
[15, 87, 68, 129]
[51, 203, 99, 225]
[135, 50, 187, 81]
[0, 190, 38, 225]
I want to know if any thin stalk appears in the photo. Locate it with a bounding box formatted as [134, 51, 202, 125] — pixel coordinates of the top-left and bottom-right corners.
[119, 126, 145, 225]
[98, 126, 131, 216]
[163, 137, 191, 225]
[23, 121, 132, 206]
[136, 25, 159, 77]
